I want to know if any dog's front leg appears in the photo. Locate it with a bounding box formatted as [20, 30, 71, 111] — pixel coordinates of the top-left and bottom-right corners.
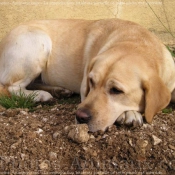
[116, 111, 143, 127]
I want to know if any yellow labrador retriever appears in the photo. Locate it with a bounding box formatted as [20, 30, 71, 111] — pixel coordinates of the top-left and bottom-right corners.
[0, 19, 175, 132]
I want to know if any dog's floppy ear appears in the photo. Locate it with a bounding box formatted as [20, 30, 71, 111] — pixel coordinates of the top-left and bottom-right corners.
[80, 61, 93, 101]
[80, 57, 97, 101]
[143, 75, 171, 123]
[80, 69, 90, 101]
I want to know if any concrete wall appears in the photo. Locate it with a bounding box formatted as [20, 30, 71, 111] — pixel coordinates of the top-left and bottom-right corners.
[0, 0, 175, 44]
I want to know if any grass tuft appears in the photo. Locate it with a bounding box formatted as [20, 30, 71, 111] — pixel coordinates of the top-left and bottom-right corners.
[166, 46, 175, 57]
[162, 107, 172, 114]
[0, 90, 37, 109]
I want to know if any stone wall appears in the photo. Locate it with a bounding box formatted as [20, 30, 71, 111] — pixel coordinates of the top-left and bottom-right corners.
[0, 0, 174, 44]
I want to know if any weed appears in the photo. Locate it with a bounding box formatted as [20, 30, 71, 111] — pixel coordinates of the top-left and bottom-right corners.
[166, 46, 175, 57]
[162, 107, 172, 114]
[0, 90, 37, 109]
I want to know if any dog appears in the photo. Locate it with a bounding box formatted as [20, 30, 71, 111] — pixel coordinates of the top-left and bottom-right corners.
[0, 18, 175, 132]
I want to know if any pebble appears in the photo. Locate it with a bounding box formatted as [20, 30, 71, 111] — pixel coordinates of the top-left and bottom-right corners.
[64, 125, 71, 134]
[139, 140, 148, 148]
[10, 138, 22, 149]
[53, 131, 60, 139]
[20, 110, 28, 115]
[129, 138, 133, 147]
[42, 118, 48, 122]
[49, 152, 57, 160]
[136, 139, 148, 160]
[20, 153, 26, 160]
[67, 124, 89, 143]
[83, 146, 88, 151]
[102, 134, 108, 139]
[36, 105, 42, 109]
[160, 124, 168, 131]
[90, 150, 97, 157]
[36, 128, 43, 134]
[152, 135, 162, 145]
[39, 161, 49, 170]
[89, 135, 95, 139]
[169, 144, 175, 150]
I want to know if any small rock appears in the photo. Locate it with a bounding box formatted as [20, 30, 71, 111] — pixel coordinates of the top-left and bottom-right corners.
[10, 139, 22, 149]
[83, 146, 88, 151]
[89, 150, 98, 157]
[36, 128, 43, 134]
[20, 110, 28, 115]
[136, 139, 148, 161]
[89, 135, 95, 139]
[42, 118, 48, 122]
[49, 152, 57, 160]
[139, 140, 148, 148]
[64, 125, 71, 134]
[39, 161, 49, 170]
[111, 161, 118, 168]
[67, 124, 89, 143]
[93, 160, 100, 168]
[152, 135, 162, 145]
[20, 153, 26, 160]
[169, 144, 175, 150]
[36, 105, 42, 109]
[160, 124, 168, 131]
[102, 134, 108, 139]
[38, 140, 42, 144]
[129, 138, 133, 147]
[53, 131, 60, 139]
[50, 107, 56, 111]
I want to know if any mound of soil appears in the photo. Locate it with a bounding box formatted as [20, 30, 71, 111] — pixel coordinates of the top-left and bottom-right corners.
[0, 94, 175, 175]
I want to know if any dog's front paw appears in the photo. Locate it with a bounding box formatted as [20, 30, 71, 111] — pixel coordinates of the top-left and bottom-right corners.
[35, 91, 53, 102]
[116, 111, 143, 127]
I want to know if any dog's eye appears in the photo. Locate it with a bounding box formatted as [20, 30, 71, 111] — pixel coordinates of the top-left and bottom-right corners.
[89, 78, 94, 87]
[110, 87, 123, 95]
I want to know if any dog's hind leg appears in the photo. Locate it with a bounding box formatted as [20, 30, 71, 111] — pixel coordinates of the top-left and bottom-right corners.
[27, 82, 73, 98]
[0, 25, 53, 101]
[8, 78, 53, 102]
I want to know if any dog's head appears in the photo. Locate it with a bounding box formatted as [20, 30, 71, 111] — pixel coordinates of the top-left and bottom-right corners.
[76, 48, 171, 132]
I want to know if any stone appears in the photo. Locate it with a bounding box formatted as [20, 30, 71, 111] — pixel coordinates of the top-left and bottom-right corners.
[49, 151, 57, 160]
[67, 124, 89, 143]
[39, 161, 49, 170]
[152, 135, 162, 145]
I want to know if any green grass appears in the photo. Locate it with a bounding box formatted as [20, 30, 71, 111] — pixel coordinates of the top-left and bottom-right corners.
[166, 46, 175, 57]
[162, 107, 172, 114]
[0, 91, 37, 109]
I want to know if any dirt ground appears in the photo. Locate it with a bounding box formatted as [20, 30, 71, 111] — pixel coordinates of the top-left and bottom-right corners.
[0, 47, 175, 175]
[0, 93, 174, 175]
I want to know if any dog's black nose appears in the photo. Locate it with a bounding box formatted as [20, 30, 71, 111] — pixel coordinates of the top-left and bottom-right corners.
[76, 108, 91, 124]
